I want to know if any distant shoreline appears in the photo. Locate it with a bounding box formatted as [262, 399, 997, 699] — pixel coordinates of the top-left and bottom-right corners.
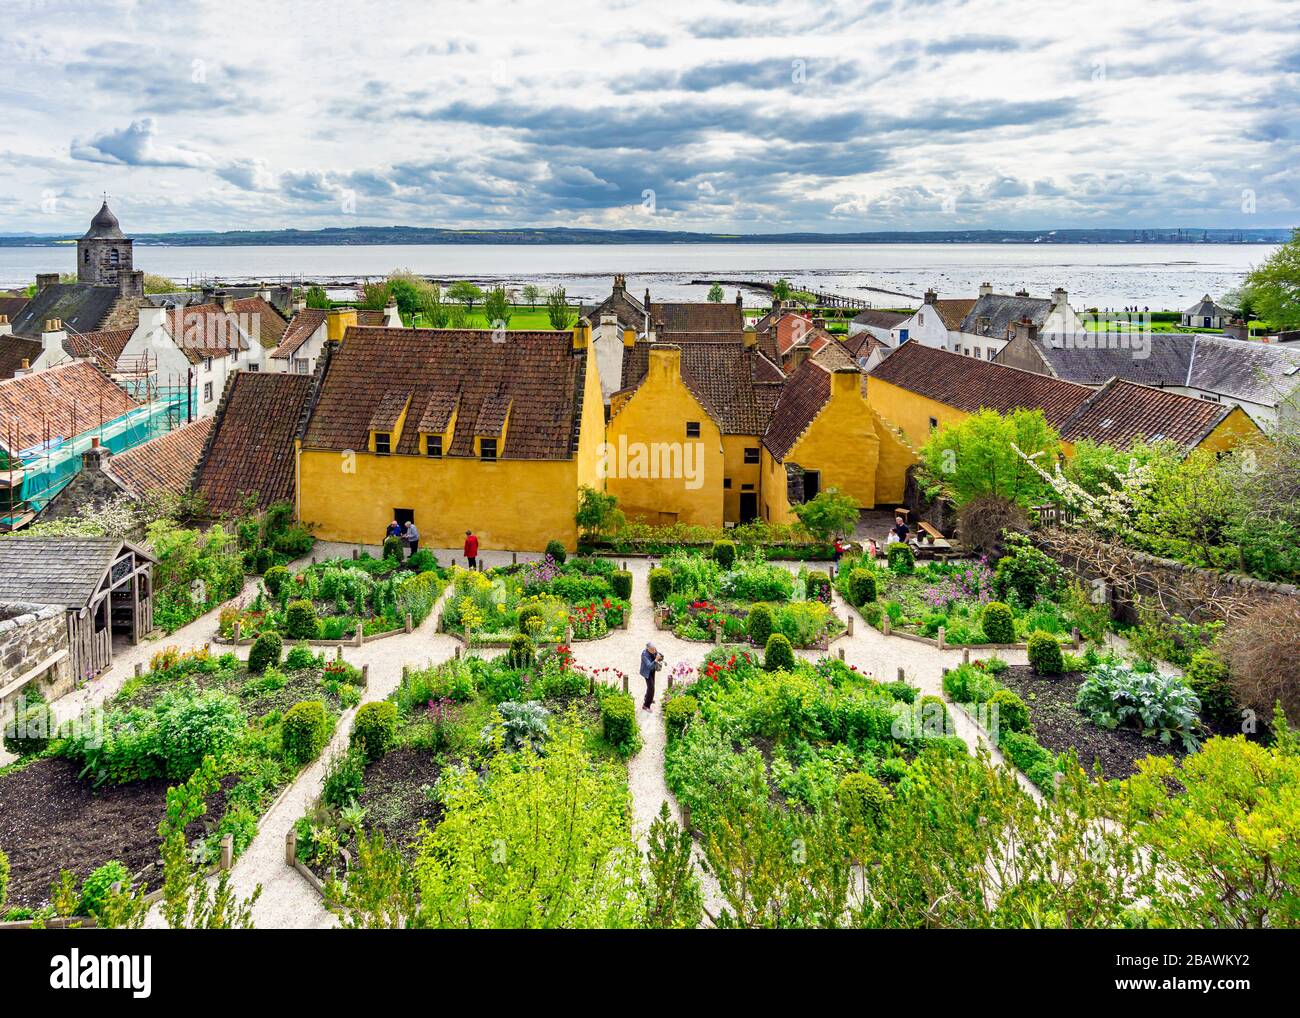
[0, 226, 1290, 248]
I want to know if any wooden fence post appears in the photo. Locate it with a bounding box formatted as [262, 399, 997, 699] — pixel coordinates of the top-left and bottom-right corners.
[512, 552, 517, 565]
[354, 623, 363, 647]
[220, 834, 234, 871]
[897, 667, 905, 682]
[405, 613, 413, 633]
[361, 663, 369, 687]
[285, 828, 297, 866]
[622, 673, 629, 695]
[882, 614, 891, 636]
[846, 614, 854, 636]
[938, 626, 946, 650]
[134, 662, 143, 677]
[962, 649, 970, 664]
[233, 621, 242, 644]
[1072, 627, 1080, 648]
[837, 647, 845, 661]
[402, 665, 409, 681]
[352, 548, 358, 560]
[335, 646, 343, 661]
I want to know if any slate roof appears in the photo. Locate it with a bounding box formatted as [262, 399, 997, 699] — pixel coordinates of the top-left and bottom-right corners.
[302, 327, 584, 460]
[852, 308, 910, 330]
[581, 282, 646, 330]
[1059, 378, 1242, 451]
[618, 339, 784, 435]
[271, 308, 327, 359]
[0, 361, 141, 454]
[1184, 335, 1300, 407]
[0, 335, 41, 379]
[1184, 294, 1231, 318]
[958, 293, 1056, 338]
[0, 296, 29, 322]
[83, 201, 126, 241]
[106, 418, 213, 497]
[9, 284, 123, 339]
[0, 536, 154, 608]
[64, 327, 135, 373]
[869, 341, 1091, 428]
[194, 371, 315, 514]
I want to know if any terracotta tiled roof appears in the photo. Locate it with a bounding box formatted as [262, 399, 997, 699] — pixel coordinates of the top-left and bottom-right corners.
[618, 339, 783, 435]
[64, 327, 135, 373]
[416, 392, 457, 433]
[165, 304, 250, 364]
[356, 310, 387, 327]
[229, 297, 288, 350]
[841, 331, 887, 365]
[1058, 377, 1245, 452]
[0, 296, 29, 322]
[194, 371, 315, 514]
[106, 417, 213, 496]
[0, 361, 140, 454]
[868, 341, 1091, 428]
[271, 308, 327, 359]
[764, 358, 839, 460]
[473, 395, 511, 436]
[650, 301, 743, 334]
[933, 298, 978, 331]
[0, 335, 41, 379]
[302, 327, 583, 460]
[368, 389, 411, 432]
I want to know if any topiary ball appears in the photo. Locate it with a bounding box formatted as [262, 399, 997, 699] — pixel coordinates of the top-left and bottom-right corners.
[989, 687, 1031, 733]
[247, 631, 284, 674]
[981, 601, 1015, 644]
[746, 603, 773, 645]
[1027, 631, 1065, 675]
[764, 632, 795, 671]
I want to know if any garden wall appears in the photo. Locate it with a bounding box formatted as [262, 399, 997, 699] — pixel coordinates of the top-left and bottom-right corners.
[1034, 528, 1300, 625]
[0, 603, 72, 724]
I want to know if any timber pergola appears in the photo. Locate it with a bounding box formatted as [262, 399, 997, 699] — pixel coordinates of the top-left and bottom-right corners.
[0, 536, 158, 682]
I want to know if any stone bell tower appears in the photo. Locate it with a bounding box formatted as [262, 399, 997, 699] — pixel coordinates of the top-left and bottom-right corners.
[77, 200, 135, 288]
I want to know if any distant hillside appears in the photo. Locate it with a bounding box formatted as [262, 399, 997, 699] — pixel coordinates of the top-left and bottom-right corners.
[0, 226, 1291, 247]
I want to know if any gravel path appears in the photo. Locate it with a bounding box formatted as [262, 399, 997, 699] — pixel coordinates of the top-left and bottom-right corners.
[22, 545, 1045, 926]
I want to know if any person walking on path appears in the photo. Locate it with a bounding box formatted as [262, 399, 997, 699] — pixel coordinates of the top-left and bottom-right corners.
[402, 519, 420, 559]
[463, 529, 479, 570]
[639, 642, 663, 710]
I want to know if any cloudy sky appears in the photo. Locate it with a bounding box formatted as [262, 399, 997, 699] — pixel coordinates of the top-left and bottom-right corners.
[1, 0, 1297, 234]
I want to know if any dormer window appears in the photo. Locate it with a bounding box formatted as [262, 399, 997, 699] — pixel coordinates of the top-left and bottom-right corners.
[479, 438, 497, 462]
[426, 434, 443, 457]
[374, 432, 391, 455]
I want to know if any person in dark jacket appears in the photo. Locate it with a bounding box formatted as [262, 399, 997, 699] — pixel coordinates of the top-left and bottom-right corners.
[386, 519, 403, 540]
[463, 530, 479, 570]
[890, 515, 910, 543]
[639, 642, 663, 710]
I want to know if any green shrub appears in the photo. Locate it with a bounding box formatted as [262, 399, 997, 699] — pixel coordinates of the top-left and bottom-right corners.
[406, 548, 438, 572]
[886, 542, 915, 575]
[351, 701, 397, 761]
[648, 567, 673, 604]
[284, 599, 320, 640]
[3, 701, 54, 756]
[942, 663, 998, 703]
[515, 603, 544, 636]
[804, 569, 832, 603]
[282, 700, 330, 765]
[600, 692, 639, 756]
[919, 694, 951, 734]
[981, 602, 1015, 644]
[764, 632, 795, 671]
[845, 568, 877, 606]
[0, 844, 8, 910]
[247, 631, 283, 674]
[1027, 631, 1065, 675]
[837, 772, 891, 830]
[1184, 650, 1234, 720]
[664, 695, 699, 740]
[253, 547, 276, 574]
[712, 540, 736, 569]
[610, 569, 633, 600]
[509, 632, 535, 667]
[545, 539, 567, 564]
[998, 729, 1061, 789]
[322, 748, 366, 808]
[263, 564, 289, 596]
[284, 643, 318, 671]
[383, 536, 404, 561]
[989, 688, 1031, 733]
[78, 861, 130, 920]
[746, 603, 773, 645]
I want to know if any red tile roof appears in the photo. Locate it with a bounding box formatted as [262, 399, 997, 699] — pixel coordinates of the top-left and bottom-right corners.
[106, 417, 213, 496]
[0, 361, 140, 454]
[165, 304, 250, 364]
[302, 327, 584, 460]
[194, 371, 315, 514]
[0, 335, 41, 379]
[65, 327, 134, 373]
[1059, 377, 1247, 451]
[764, 358, 838, 460]
[650, 301, 744, 334]
[271, 308, 327, 359]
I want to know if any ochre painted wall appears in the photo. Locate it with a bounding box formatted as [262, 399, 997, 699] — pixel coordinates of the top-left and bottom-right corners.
[298, 449, 579, 551]
[1195, 406, 1263, 454]
[722, 434, 763, 522]
[603, 346, 724, 526]
[574, 342, 607, 493]
[866, 376, 967, 450]
[760, 446, 794, 525]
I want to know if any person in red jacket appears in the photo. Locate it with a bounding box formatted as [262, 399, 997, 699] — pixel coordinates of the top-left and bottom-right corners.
[463, 530, 479, 570]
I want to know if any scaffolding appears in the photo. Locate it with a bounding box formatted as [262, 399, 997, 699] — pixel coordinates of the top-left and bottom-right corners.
[0, 352, 194, 529]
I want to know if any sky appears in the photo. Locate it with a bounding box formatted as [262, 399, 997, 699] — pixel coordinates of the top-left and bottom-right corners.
[0, 0, 1297, 235]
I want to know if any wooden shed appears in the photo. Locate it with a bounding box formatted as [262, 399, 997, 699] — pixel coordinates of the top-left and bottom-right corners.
[0, 537, 157, 682]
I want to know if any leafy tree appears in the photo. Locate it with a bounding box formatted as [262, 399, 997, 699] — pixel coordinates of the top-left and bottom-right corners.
[1243, 227, 1300, 328]
[707, 282, 724, 303]
[546, 286, 573, 330]
[772, 278, 793, 301]
[483, 285, 512, 328]
[447, 280, 483, 312]
[575, 485, 622, 539]
[357, 278, 390, 310]
[304, 285, 331, 309]
[643, 802, 704, 928]
[920, 408, 1060, 507]
[522, 283, 541, 309]
[792, 487, 858, 542]
[142, 273, 178, 294]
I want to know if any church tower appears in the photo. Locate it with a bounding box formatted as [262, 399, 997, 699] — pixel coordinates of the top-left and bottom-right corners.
[77, 200, 136, 290]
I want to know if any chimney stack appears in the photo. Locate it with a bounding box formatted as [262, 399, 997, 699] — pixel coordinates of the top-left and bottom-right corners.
[978, 282, 994, 298]
[612, 274, 626, 297]
[220, 291, 236, 313]
[1051, 287, 1068, 307]
[924, 288, 937, 305]
[82, 435, 110, 472]
[36, 273, 59, 292]
[41, 318, 67, 353]
[119, 269, 144, 299]
[0, 315, 10, 337]
[743, 325, 757, 349]
[257, 281, 272, 303]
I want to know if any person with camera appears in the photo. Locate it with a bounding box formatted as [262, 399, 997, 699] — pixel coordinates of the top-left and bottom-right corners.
[640, 642, 664, 711]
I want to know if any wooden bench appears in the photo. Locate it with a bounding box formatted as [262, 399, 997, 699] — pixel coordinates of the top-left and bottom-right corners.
[917, 521, 945, 542]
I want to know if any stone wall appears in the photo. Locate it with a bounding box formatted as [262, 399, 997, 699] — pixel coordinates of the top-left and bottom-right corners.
[0, 603, 72, 723]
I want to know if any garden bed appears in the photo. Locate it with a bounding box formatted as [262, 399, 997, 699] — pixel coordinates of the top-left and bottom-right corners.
[439, 555, 629, 646]
[293, 647, 638, 888]
[218, 550, 446, 644]
[0, 644, 357, 917]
